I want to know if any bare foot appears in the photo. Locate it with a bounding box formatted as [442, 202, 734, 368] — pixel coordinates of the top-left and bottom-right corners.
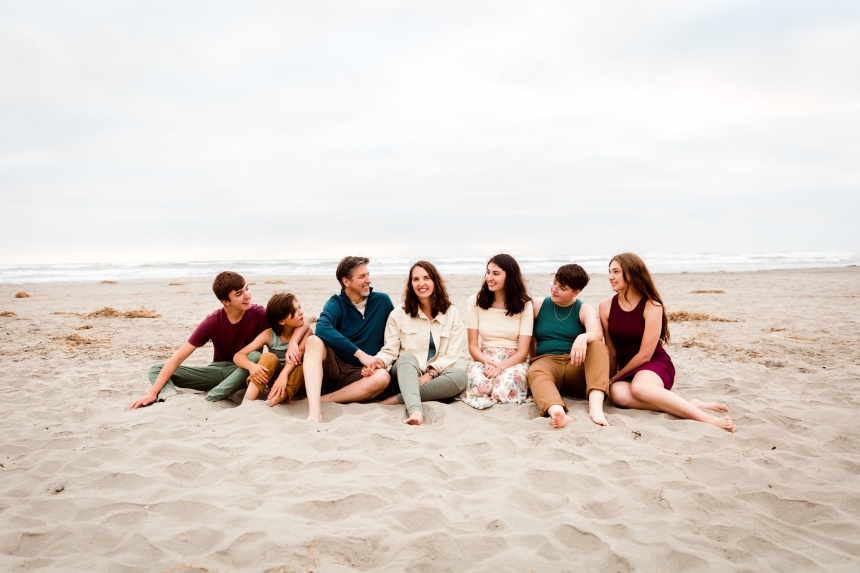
[589, 409, 610, 427]
[691, 399, 730, 413]
[548, 405, 574, 429]
[403, 411, 423, 425]
[707, 416, 735, 433]
[306, 411, 324, 423]
[380, 396, 399, 405]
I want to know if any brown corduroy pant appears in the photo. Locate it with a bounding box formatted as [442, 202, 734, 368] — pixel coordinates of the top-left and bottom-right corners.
[527, 340, 610, 416]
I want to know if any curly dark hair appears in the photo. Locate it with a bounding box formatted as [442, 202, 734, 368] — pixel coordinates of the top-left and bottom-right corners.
[475, 254, 531, 316]
[402, 261, 452, 318]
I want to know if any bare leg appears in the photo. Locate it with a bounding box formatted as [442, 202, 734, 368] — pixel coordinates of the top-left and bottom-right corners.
[302, 336, 327, 423]
[588, 390, 610, 426]
[241, 385, 261, 404]
[380, 395, 399, 405]
[614, 371, 735, 433]
[690, 398, 730, 413]
[320, 368, 390, 403]
[404, 411, 424, 425]
[547, 404, 575, 428]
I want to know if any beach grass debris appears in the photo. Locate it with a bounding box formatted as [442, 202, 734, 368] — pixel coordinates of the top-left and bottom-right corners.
[265, 280, 285, 284]
[87, 307, 161, 319]
[0, 310, 16, 317]
[168, 282, 183, 286]
[14, 291, 30, 298]
[52, 333, 108, 346]
[690, 289, 724, 294]
[764, 327, 787, 332]
[159, 566, 210, 573]
[100, 280, 117, 284]
[75, 325, 93, 330]
[668, 310, 737, 322]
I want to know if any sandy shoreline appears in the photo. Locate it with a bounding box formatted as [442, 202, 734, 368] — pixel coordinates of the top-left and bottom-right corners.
[1, 268, 859, 572]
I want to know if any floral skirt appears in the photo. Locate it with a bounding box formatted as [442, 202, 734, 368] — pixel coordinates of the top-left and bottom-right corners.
[459, 346, 531, 410]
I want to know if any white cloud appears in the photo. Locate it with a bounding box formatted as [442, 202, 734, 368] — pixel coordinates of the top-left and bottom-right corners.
[0, 0, 858, 264]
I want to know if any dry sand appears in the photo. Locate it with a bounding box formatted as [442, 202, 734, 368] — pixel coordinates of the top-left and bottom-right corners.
[1, 268, 859, 572]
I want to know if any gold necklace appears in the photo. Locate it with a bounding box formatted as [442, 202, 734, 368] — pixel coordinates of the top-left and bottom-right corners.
[553, 300, 575, 321]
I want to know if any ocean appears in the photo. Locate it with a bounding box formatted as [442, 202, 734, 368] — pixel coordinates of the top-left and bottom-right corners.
[0, 252, 857, 284]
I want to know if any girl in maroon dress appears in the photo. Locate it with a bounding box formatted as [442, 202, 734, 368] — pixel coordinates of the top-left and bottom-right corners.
[598, 253, 735, 433]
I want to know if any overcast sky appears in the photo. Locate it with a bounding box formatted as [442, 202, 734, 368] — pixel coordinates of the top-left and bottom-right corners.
[1, 0, 858, 264]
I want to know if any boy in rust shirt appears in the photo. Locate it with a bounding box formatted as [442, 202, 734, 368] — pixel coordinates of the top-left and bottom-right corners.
[128, 271, 304, 407]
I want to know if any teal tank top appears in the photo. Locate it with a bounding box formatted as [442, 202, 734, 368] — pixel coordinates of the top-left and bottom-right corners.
[268, 330, 290, 364]
[533, 297, 586, 356]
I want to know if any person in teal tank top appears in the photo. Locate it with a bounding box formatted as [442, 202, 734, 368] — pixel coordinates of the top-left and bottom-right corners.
[527, 264, 612, 428]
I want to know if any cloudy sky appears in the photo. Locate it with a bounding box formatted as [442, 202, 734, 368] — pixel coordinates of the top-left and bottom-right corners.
[1, 0, 858, 264]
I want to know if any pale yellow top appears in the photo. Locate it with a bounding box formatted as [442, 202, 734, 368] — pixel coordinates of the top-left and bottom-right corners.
[375, 305, 466, 373]
[466, 294, 533, 348]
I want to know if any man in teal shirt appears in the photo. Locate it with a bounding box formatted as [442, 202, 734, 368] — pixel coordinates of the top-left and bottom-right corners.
[303, 256, 394, 423]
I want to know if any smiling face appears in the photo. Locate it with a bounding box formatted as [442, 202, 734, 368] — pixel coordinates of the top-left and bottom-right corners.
[224, 283, 251, 310]
[484, 262, 506, 293]
[343, 264, 372, 299]
[411, 266, 435, 302]
[608, 260, 627, 293]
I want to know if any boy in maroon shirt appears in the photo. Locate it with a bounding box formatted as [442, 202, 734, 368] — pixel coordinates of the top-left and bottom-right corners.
[128, 271, 305, 408]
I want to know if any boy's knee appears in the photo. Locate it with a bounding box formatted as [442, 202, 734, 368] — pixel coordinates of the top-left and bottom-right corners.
[148, 364, 163, 383]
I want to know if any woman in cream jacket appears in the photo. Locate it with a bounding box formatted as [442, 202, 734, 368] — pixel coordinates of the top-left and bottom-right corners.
[373, 260, 467, 425]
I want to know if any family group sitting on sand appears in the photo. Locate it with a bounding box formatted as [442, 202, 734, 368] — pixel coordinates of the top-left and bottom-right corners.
[129, 253, 735, 433]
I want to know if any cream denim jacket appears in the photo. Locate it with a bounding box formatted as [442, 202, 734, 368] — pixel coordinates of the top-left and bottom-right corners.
[375, 305, 466, 373]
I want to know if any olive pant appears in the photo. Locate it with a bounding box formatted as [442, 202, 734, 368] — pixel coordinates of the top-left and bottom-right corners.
[390, 353, 468, 416]
[247, 351, 305, 401]
[148, 351, 261, 402]
[526, 341, 610, 416]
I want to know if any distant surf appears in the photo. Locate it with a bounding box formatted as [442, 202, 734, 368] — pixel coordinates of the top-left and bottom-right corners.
[1, 251, 857, 284]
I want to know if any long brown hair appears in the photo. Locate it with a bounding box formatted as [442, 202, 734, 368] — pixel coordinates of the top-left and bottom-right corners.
[403, 261, 452, 318]
[611, 253, 670, 344]
[476, 254, 531, 316]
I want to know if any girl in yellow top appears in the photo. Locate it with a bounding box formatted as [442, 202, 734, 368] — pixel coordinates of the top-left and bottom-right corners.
[460, 254, 534, 409]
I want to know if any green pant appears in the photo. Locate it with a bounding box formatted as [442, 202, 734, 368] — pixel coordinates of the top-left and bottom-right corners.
[390, 353, 468, 415]
[148, 351, 261, 402]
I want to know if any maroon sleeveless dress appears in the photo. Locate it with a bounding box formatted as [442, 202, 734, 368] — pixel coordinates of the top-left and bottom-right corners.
[607, 295, 675, 390]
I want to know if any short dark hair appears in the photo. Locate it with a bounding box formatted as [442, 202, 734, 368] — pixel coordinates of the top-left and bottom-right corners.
[555, 264, 589, 292]
[266, 292, 298, 335]
[403, 261, 452, 318]
[212, 271, 246, 302]
[476, 254, 531, 316]
[336, 256, 370, 288]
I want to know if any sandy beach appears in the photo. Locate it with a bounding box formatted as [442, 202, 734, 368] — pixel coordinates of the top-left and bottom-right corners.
[1, 267, 859, 572]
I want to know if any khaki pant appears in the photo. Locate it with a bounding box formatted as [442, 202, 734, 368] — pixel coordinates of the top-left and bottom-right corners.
[246, 352, 305, 401]
[527, 340, 610, 416]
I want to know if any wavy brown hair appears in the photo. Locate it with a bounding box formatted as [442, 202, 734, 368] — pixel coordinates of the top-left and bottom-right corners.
[476, 254, 531, 316]
[403, 261, 452, 318]
[611, 252, 670, 344]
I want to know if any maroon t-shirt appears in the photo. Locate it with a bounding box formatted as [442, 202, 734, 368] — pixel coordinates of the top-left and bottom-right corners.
[188, 304, 269, 363]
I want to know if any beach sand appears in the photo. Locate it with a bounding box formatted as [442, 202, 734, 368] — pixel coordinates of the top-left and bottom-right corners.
[1, 268, 859, 572]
